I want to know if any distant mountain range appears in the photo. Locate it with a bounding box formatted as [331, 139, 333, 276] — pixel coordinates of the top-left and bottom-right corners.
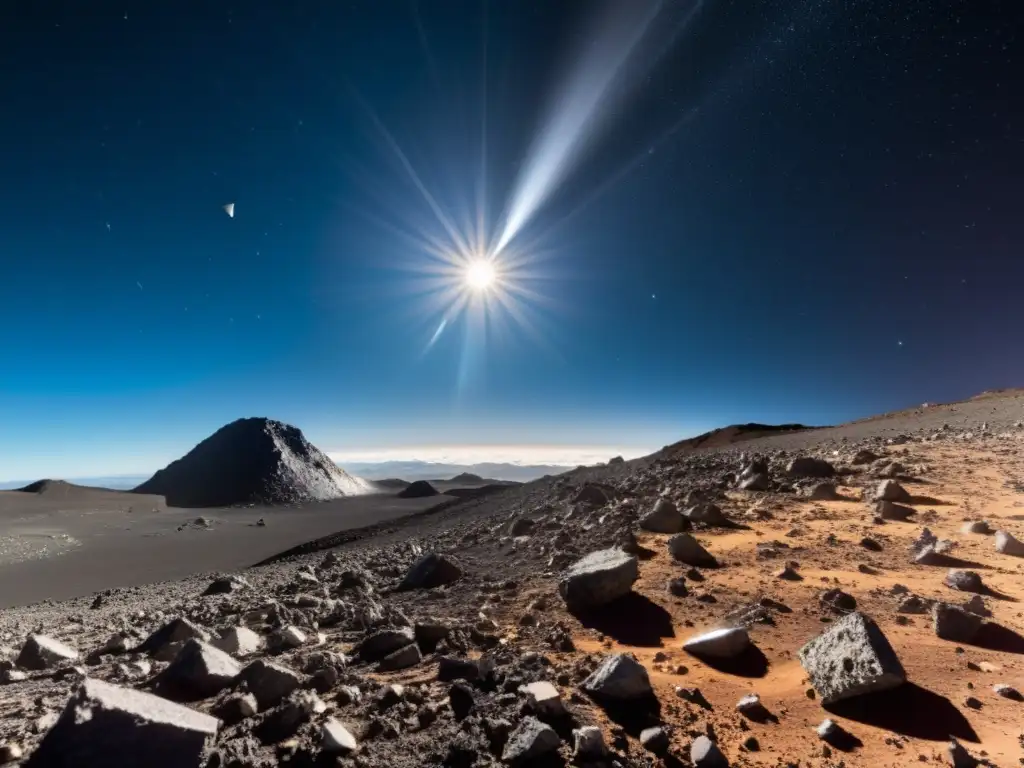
[341, 461, 574, 483]
[0, 460, 575, 492]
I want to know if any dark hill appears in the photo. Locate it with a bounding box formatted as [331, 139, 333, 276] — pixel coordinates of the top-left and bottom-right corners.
[132, 417, 371, 508]
[449, 472, 484, 483]
[373, 478, 412, 490]
[661, 423, 818, 455]
[397, 480, 440, 499]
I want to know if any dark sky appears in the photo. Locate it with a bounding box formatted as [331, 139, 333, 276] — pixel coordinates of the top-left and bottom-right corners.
[0, 0, 1021, 479]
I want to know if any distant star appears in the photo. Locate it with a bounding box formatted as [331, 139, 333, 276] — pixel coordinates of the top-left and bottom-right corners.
[105, 222, 111, 231]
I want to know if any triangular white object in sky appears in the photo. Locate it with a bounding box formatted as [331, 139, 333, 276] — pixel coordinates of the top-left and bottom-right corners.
[223, 202, 235, 218]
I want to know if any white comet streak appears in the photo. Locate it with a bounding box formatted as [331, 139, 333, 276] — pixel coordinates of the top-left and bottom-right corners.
[425, 317, 448, 352]
[495, 1, 665, 252]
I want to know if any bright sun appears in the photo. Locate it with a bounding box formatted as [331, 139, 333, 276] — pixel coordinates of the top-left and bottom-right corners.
[464, 260, 497, 292]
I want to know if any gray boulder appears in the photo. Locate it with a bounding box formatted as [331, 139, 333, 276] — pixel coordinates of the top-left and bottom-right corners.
[684, 503, 731, 526]
[321, 719, 358, 754]
[212, 627, 263, 656]
[572, 726, 607, 759]
[961, 520, 991, 535]
[359, 627, 415, 662]
[995, 530, 1024, 557]
[25, 678, 217, 768]
[683, 627, 750, 659]
[236, 659, 301, 709]
[807, 482, 839, 500]
[582, 654, 653, 700]
[558, 549, 638, 611]
[668, 534, 718, 568]
[502, 717, 560, 763]
[876, 500, 914, 520]
[16, 635, 79, 671]
[639, 498, 686, 533]
[874, 479, 911, 502]
[136, 617, 209, 659]
[737, 471, 771, 491]
[798, 612, 906, 705]
[787, 457, 835, 478]
[932, 603, 983, 643]
[155, 639, 241, 701]
[639, 726, 669, 754]
[944, 570, 984, 593]
[690, 735, 729, 767]
[397, 553, 462, 590]
[377, 643, 421, 671]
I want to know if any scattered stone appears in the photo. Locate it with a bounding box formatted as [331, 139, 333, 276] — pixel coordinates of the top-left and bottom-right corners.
[26, 678, 217, 767]
[860, 537, 883, 551]
[777, 565, 802, 580]
[995, 530, 1024, 557]
[994, 684, 1023, 701]
[520, 681, 565, 718]
[851, 449, 879, 465]
[962, 594, 991, 617]
[449, 681, 475, 720]
[808, 482, 840, 500]
[820, 588, 857, 613]
[582, 654, 654, 700]
[876, 500, 915, 520]
[0, 744, 22, 764]
[875, 480, 911, 502]
[787, 457, 836, 478]
[378, 643, 422, 671]
[502, 717, 560, 763]
[684, 627, 750, 659]
[961, 520, 992, 535]
[397, 553, 462, 590]
[932, 603, 983, 643]
[212, 627, 263, 656]
[684, 503, 731, 526]
[16, 635, 79, 671]
[156, 639, 241, 701]
[236, 659, 301, 709]
[691, 735, 729, 767]
[321, 719, 358, 754]
[736, 693, 769, 720]
[799, 611, 906, 704]
[213, 692, 258, 724]
[136, 617, 209, 659]
[817, 718, 840, 740]
[640, 498, 687, 533]
[737, 471, 771, 491]
[574, 484, 610, 506]
[202, 575, 249, 596]
[558, 548, 638, 610]
[668, 533, 718, 568]
[438, 656, 485, 683]
[508, 517, 535, 536]
[639, 726, 670, 754]
[359, 627, 416, 662]
[572, 726, 607, 759]
[668, 577, 689, 597]
[944, 570, 984, 594]
[897, 595, 933, 614]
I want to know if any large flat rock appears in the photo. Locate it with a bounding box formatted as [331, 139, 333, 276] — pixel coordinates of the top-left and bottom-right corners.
[798, 612, 906, 705]
[25, 677, 217, 768]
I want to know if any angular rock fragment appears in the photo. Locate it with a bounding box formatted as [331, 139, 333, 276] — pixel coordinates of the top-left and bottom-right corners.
[202, 575, 249, 596]
[948, 738, 979, 768]
[932, 603, 983, 643]
[25, 678, 217, 768]
[321, 719, 358, 754]
[876, 500, 914, 521]
[572, 726, 607, 759]
[798, 612, 906, 704]
[136, 618, 209, 659]
[378, 643, 421, 671]
[212, 627, 263, 656]
[520, 681, 565, 718]
[994, 683, 1023, 700]
[683, 627, 750, 659]
[820, 588, 857, 613]
[358, 627, 415, 662]
[787, 457, 836, 478]
[874, 479, 911, 502]
[685, 503, 731, 526]
[156, 639, 241, 701]
[690, 735, 728, 767]
[737, 471, 771, 491]
[961, 520, 991, 535]
[213, 693, 257, 724]
[558, 549, 638, 611]
[16, 635, 78, 671]
[236, 659, 301, 709]
[398, 553, 462, 590]
[502, 717, 560, 763]
[995, 530, 1024, 557]
[640, 498, 686, 533]
[438, 656, 485, 683]
[808, 482, 839, 500]
[639, 726, 669, 754]
[944, 570, 984, 594]
[582, 654, 653, 700]
[851, 449, 879, 465]
[668, 534, 718, 568]
[897, 595, 933, 614]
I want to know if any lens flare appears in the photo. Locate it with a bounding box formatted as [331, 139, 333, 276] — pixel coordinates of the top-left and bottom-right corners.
[465, 260, 497, 291]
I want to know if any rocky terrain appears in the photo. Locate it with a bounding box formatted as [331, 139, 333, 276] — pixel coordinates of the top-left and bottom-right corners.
[2, 392, 1024, 766]
[134, 418, 372, 507]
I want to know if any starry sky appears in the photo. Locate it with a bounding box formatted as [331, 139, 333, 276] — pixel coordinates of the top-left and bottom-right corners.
[0, 1, 1021, 481]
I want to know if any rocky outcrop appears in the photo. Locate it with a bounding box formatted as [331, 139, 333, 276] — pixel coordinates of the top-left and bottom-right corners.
[133, 418, 371, 507]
